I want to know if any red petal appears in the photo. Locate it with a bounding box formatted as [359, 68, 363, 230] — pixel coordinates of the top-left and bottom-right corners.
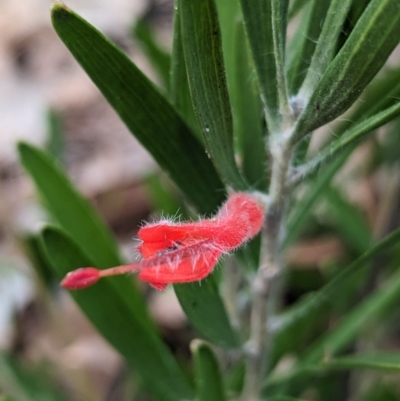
[138, 248, 222, 287]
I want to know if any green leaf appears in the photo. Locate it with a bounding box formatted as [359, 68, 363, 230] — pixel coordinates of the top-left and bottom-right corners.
[170, 1, 199, 135]
[325, 352, 400, 371]
[231, 19, 267, 189]
[293, 0, 400, 141]
[277, 225, 400, 336]
[215, 0, 240, 88]
[287, 0, 329, 95]
[174, 278, 239, 348]
[132, 19, 171, 90]
[271, 0, 291, 123]
[18, 142, 151, 327]
[294, 102, 400, 184]
[191, 340, 226, 401]
[299, 0, 352, 99]
[239, 0, 279, 133]
[41, 227, 194, 401]
[179, 0, 247, 189]
[51, 2, 224, 214]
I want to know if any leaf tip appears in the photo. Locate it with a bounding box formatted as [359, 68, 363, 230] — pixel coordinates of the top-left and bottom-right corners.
[51, 1, 72, 23]
[190, 339, 208, 353]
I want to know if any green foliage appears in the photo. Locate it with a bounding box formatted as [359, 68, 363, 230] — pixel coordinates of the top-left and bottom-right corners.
[14, 0, 400, 400]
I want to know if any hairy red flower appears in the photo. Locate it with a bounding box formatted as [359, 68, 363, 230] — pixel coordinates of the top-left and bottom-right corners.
[61, 192, 266, 291]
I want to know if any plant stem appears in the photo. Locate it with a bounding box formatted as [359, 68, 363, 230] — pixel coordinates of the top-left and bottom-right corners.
[242, 133, 292, 401]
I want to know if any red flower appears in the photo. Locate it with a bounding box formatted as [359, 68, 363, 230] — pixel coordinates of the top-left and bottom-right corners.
[61, 192, 265, 291]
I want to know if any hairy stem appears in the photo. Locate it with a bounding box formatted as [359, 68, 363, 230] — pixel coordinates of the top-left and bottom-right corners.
[242, 134, 292, 401]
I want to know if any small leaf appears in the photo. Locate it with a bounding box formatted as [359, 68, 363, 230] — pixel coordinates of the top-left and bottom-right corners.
[232, 19, 267, 189]
[170, 1, 199, 135]
[326, 352, 400, 371]
[179, 0, 247, 189]
[293, 0, 400, 140]
[287, 0, 330, 95]
[51, 2, 224, 214]
[42, 227, 194, 401]
[271, 0, 291, 124]
[295, 102, 400, 184]
[240, 0, 279, 133]
[299, 0, 352, 99]
[191, 340, 226, 401]
[174, 278, 239, 348]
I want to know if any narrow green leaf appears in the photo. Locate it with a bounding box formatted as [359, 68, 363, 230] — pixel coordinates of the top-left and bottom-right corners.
[326, 352, 400, 371]
[287, 0, 329, 95]
[338, 0, 373, 49]
[299, 0, 352, 99]
[278, 226, 400, 334]
[18, 143, 119, 267]
[132, 19, 171, 90]
[42, 227, 194, 401]
[271, 0, 291, 122]
[232, 19, 267, 189]
[191, 340, 226, 401]
[324, 186, 372, 254]
[215, 0, 240, 87]
[179, 0, 247, 189]
[293, 0, 400, 141]
[51, 2, 224, 214]
[294, 102, 400, 185]
[239, 0, 279, 133]
[264, 352, 400, 389]
[18, 142, 151, 327]
[174, 278, 239, 348]
[170, 1, 199, 135]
